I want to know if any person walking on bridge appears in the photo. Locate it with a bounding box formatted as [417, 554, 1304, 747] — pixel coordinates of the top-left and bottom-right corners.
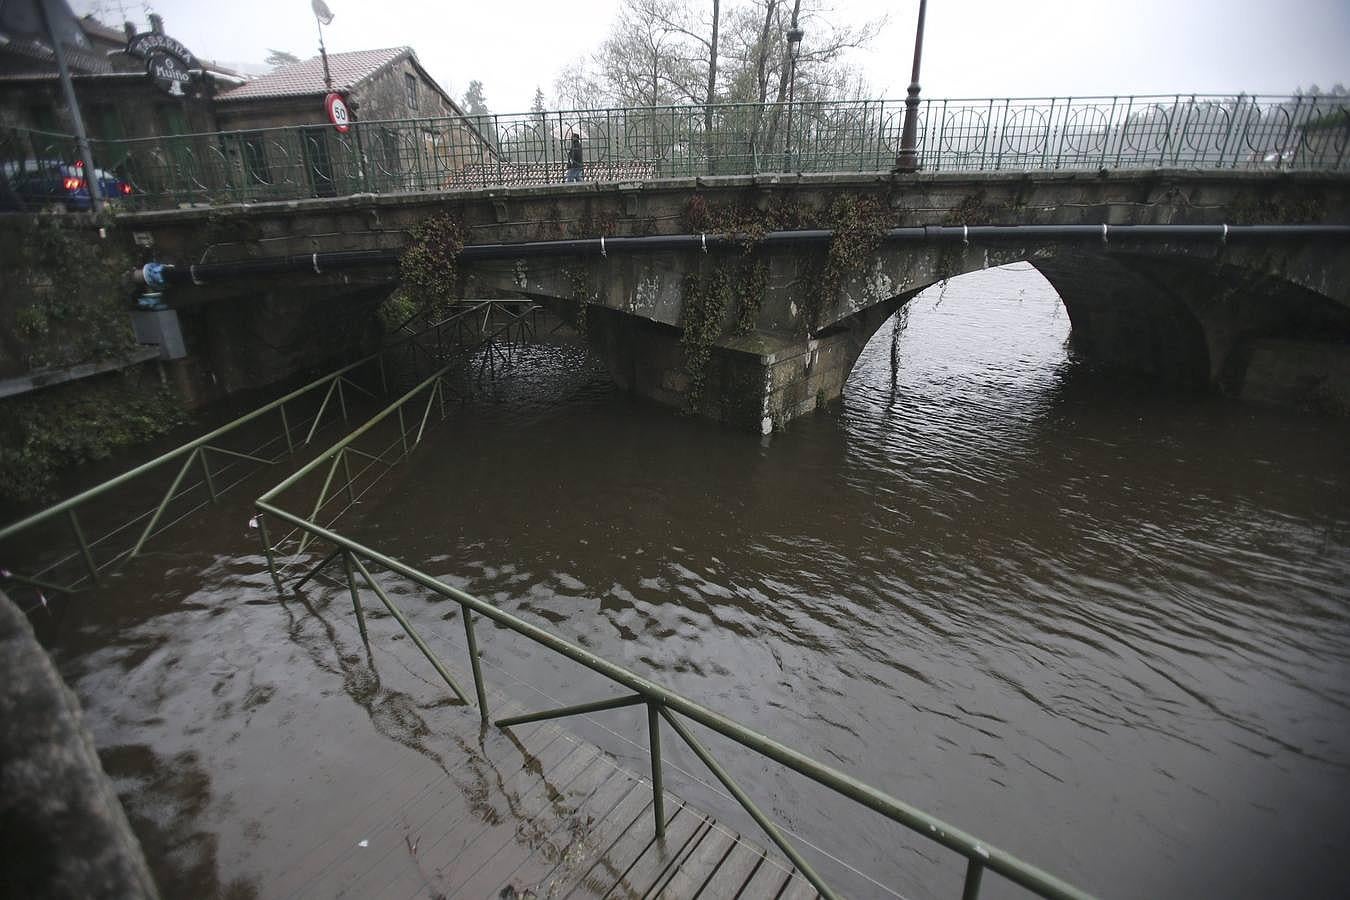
[564, 133, 584, 183]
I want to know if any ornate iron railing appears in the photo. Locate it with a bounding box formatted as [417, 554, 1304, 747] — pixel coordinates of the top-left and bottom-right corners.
[5, 94, 1345, 212]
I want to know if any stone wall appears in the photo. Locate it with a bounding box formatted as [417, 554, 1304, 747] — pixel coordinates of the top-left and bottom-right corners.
[110, 170, 1350, 427]
[0, 590, 160, 899]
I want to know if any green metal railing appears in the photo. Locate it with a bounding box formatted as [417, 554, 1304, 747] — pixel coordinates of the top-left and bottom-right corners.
[5, 94, 1344, 213]
[0, 301, 538, 614]
[254, 350, 1093, 900]
[0, 355, 384, 609]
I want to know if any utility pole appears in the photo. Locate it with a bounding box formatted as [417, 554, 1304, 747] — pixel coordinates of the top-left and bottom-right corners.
[894, 0, 927, 173]
[313, 0, 335, 92]
[36, 0, 101, 211]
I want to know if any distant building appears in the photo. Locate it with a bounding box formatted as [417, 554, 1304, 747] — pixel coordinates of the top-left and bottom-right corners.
[215, 47, 459, 129]
[212, 46, 496, 198]
[0, 13, 496, 205]
[0, 14, 243, 139]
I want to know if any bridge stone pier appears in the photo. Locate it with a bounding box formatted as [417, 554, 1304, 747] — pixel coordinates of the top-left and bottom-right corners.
[123, 170, 1350, 429]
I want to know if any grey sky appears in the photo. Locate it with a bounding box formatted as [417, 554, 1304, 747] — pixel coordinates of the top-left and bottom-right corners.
[76, 1, 1350, 113]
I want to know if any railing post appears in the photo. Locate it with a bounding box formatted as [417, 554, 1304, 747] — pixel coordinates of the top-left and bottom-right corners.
[461, 602, 489, 721]
[256, 511, 283, 593]
[280, 403, 295, 455]
[377, 353, 388, 395]
[336, 377, 349, 423]
[67, 509, 98, 586]
[131, 447, 198, 558]
[396, 405, 409, 457]
[962, 858, 985, 900]
[342, 550, 370, 645]
[647, 700, 666, 837]
[297, 452, 343, 556]
[305, 379, 339, 445]
[199, 447, 217, 502]
[340, 447, 355, 503]
[494, 114, 504, 187]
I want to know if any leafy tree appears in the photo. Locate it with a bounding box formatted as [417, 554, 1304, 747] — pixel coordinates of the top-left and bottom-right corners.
[265, 49, 301, 68]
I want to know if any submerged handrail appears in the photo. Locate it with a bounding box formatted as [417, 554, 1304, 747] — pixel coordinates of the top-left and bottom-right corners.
[0, 306, 523, 601]
[254, 341, 1094, 900]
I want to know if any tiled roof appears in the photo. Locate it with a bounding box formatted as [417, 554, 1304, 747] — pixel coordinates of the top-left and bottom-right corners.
[218, 47, 408, 101]
[79, 15, 127, 45]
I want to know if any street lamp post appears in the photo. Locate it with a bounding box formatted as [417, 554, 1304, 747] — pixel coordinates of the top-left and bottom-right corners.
[783, 20, 804, 171]
[894, 0, 928, 172]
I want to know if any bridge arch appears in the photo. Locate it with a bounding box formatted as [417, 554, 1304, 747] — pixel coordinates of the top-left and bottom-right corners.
[811, 243, 1350, 422]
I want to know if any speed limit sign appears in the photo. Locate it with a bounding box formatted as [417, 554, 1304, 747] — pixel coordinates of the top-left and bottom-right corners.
[325, 92, 351, 132]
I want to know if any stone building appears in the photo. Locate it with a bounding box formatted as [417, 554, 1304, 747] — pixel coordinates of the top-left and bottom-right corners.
[0, 12, 495, 204]
[0, 14, 241, 140]
[213, 47, 495, 198]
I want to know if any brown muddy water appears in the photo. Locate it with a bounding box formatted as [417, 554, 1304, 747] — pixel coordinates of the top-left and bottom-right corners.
[36, 265, 1350, 899]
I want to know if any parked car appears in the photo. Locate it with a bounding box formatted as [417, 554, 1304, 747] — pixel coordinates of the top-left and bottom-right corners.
[0, 159, 132, 210]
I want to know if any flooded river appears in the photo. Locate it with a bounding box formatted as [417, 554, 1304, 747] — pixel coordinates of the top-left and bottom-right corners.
[44, 264, 1350, 898]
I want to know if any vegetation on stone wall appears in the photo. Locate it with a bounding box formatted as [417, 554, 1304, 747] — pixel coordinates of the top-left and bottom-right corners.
[0, 373, 183, 506]
[1, 215, 137, 376]
[813, 195, 887, 333]
[563, 265, 592, 340]
[679, 268, 733, 411]
[731, 260, 768, 337]
[682, 192, 891, 338]
[398, 214, 465, 316]
[682, 193, 811, 246]
[679, 258, 770, 411]
[374, 289, 418, 334]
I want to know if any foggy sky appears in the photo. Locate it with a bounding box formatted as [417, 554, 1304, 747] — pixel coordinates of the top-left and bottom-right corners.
[74, 0, 1350, 113]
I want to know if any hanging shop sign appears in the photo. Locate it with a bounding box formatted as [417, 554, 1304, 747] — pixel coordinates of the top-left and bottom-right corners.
[145, 50, 192, 97]
[326, 93, 351, 133]
[126, 31, 198, 97]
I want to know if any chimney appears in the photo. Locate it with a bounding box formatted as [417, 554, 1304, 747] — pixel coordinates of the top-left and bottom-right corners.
[148, 13, 164, 34]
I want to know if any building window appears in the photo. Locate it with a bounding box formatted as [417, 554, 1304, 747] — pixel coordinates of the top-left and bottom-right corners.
[405, 73, 418, 110]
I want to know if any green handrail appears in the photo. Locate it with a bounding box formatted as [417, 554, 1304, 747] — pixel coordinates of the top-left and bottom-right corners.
[254, 336, 1095, 899]
[256, 500, 1094, 900]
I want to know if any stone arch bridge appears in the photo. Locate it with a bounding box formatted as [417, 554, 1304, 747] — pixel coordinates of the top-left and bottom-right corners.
[122, 170, 1350, 429]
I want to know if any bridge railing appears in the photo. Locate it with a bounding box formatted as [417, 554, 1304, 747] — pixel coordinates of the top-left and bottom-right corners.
[253, 353, 1093, 900]
[2, 94, 1345, 212]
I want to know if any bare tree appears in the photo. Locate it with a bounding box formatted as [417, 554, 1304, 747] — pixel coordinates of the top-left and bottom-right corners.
[593, 0, 712, 107]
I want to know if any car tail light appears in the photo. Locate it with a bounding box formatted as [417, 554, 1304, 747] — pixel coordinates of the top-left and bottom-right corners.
[120, 183, 132, 195]
[63, 176, 84, 191]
